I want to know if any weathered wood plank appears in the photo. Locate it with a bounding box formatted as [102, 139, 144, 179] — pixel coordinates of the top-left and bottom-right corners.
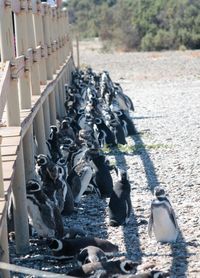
[0, 62, 11, 121]
[1, 146, 18, 156]
[1, 136, 20, 147]
[2, 161, 15, 180]
[0, 127, 21, 137]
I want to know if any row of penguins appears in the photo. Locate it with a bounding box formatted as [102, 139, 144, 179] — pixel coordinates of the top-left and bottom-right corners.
[13, 68, 178, 277]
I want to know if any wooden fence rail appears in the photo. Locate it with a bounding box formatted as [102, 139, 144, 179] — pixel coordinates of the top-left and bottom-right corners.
[0, 1, 75, 277]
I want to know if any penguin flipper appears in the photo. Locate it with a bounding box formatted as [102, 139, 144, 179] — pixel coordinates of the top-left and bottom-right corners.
[148, 209, 153, 238]
[40, 204, 55, 230]
[169, 206, 178, 230]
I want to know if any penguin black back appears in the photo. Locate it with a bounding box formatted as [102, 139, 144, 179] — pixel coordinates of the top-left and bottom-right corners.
[108, 170, 132, 226]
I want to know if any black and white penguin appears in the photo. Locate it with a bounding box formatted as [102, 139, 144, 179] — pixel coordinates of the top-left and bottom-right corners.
[108, 170, 132, 226]
[63, 227, 86, 239]
[77, 246, 107, 265]
[108, 116, 127, 145]
[148, 187, 179, 243]
[89, 151, 114, 198]
[72, 159, 93, 203]
[48, 236, 118, 259]
[115, 110, 137, 137]
[47, 125, 62, 162]
[58, 119, 76, 142]
[26, 180, 64, 238]
[36, 154, 50, 182]
[67, 257, 138, 277]
[95, 117, 116, 147]
[43, 161, 68, 214]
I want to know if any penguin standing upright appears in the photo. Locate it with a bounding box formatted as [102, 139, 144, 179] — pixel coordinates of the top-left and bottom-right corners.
[148, 187, 179, 243]
[89, 151, 114, 198]
[26, 180, 64, 238]
[108, 170, 132, 226]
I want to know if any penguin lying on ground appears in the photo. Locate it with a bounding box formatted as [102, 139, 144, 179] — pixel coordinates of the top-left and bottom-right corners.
[26, 179, 64, 238]
[108, 170, 132, 226]
[148, 187, 179, 243]
[77, 246, 107, 265]
[67, 257, 138, 277]
[48, 236, 118, 259]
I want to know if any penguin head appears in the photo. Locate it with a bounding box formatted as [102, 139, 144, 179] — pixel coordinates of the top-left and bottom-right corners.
[62, 137, 74, 147]
[50, 125, 58, 134]
[118, 169, 129, 182]
[61, 119, 69, 129]
[56, 157, 67, 167]
[36, 154, 49, 166]
[119, 259, 138, 274]
[46, 162, 59, 181]
[48, 239, 63, 251]
[95, 118, 102, 125]
[154, 187, 166, 198]
[26, 179, 41, 194]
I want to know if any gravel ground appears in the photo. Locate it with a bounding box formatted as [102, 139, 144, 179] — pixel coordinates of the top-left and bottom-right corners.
[10, 39, 200, 277]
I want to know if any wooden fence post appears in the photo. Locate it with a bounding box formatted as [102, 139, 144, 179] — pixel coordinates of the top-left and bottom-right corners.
[33, 108, 47, 154]
[12, 143, 30, 254]
[59, 77, 65, 118]
[32, 1, 47, 85]
[54, 84, 61, 119]
[0, 217, 10, 278]
[43, 99, 51, 139]
[0, 4, 21, 126]
[49, 92, 57, 125]
[14, 1, 32, 109]
[42, 3, 53, 80]
[27, 0, 41, 96]
[23, 126, 36, 181]
[52, 7, 59, 70]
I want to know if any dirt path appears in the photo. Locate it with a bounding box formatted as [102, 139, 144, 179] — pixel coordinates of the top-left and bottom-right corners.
[73, 39, 200, 277]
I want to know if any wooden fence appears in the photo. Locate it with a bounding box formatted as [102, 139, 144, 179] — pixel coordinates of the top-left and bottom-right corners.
[0, 1, 75, 277]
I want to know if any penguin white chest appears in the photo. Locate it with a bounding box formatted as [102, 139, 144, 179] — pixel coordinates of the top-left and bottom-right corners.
[27, 199, 54, 238]
[152, 206, 178, 242]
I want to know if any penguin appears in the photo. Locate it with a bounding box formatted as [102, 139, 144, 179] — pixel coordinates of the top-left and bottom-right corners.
[112, 270, 169, 278]
[148, 187, 179, 243]
[72, 159, 93, 203]
[95, 117, 116, 147]
[77, 246, 107, 266]
[48, 237, 118, 259]
[89, 151, 114, 198]
[108, 116, 127, 145]
[63, 227, 86, 239]
[26, 179, 64, 238]
[67, 257, 138, 277]
[47, 125, 62, 162]
[43, 161, 68, 214]
[108, 170, 132, 226]
[35, 154, 50, 183]
[58, 119, 76, 142]
[115, 110, 137, 137]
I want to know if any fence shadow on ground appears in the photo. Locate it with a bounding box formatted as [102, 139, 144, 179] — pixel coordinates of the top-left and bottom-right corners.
[111, 145, 143, 264]
[130, 132, 189, 277]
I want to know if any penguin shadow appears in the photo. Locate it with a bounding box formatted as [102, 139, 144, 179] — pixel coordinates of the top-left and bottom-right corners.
[111, 145, 143, 264]
[130, 132, 159, 193]
[130, 132, 189, 276]
[169, 230, 189, 277]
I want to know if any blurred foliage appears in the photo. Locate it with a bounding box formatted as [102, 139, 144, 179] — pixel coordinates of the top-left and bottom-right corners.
[63, 0, 200, 51]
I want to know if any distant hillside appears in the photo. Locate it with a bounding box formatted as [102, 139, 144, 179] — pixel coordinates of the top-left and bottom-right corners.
[64, 0, 200, 51]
